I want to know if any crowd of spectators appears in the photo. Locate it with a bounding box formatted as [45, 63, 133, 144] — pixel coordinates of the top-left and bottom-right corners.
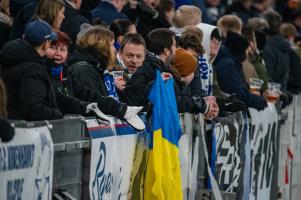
[1, 0, 301, 130]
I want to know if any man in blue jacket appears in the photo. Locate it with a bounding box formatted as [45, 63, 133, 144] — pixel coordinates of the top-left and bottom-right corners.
[214, 31, 267, 110]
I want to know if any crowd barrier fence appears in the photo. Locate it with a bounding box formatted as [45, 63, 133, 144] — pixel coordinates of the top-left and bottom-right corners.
[1, 95, 301, 200]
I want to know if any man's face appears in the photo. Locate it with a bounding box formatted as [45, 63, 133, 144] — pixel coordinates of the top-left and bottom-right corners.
[165, 37, 176, 66]
[210, 37, 220, 59]
[120, 43, 146, 74]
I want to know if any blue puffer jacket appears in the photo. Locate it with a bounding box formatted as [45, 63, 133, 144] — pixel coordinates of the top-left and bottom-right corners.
[215, 45, 267, 110]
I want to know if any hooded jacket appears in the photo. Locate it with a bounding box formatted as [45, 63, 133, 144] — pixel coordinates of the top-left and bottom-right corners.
[0, 39, 63, 120]
[214, 32, 267, 110]
[68, 47, 127, 118]
[263, 34, 291, 90]
[120, 52, 208, 114]
[196, 23, 221, 96]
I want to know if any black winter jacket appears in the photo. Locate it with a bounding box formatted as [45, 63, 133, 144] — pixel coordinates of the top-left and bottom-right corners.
[0, 39, 63, 120]
[120, 53, 208, 114]
[67, 47, 127, 118]
[0, 39, 89, 120]
[263, 34, 291, 90]
[215, 45, 267, 110]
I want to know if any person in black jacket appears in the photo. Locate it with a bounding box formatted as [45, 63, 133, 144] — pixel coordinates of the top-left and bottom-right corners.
[61, 0, 90, 41]
[215, 31, 267, 110]
[120, 28, 218, 117]
[47, 30, 146, 126]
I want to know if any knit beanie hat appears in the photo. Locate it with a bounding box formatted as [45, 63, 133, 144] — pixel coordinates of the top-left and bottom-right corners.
[172, 48, 197, 77]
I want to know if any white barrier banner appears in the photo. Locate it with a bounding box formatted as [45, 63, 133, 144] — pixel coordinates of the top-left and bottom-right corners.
[87, 119, 137, 200]
[249, 103, 278, 200]
[0, 126, 53, 200]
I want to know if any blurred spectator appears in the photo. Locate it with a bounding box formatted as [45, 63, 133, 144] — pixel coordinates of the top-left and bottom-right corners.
[0, 77, 7, 118]
[0, 20, 64, 120]
[68, 27, 118, 99]
[9, 0, 37, 40]
[91, 0, 128, 26]
[178, 26, 205, 96]
[214, 31, 267, 110]
[248, 17, 269, 52]
[250, 0, 272, 17]
[205, 0, 226, 25]
[159, 0, 175, 25]
[121, 28, 218, 117]
[122, 0, 171, 38]
[242, 25, 269, 91]
[170, 5, 202, 35]
[288, 9, 301, 36]
[79, 0, 100, 20]
[217, 14, 242, 38]
[225, 0, 254, 24]
[0, 1, 11, 50]
[34, 0, 65, 31]
[262, 10, 297, 90]
[61, 0, 90, 41]
[109, 19, 137, 51]
[196, 23, 222, 96]
[279, 23, 301, 94]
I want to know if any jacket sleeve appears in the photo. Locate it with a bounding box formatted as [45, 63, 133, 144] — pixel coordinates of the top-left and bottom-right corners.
[72, 80, 127, 119]
[174, 82, 208, 114]
[19, 67, 63, 121]
[263, 48, 276, 81]
[121, 63, 156, 107]
[216, 58, 267, 110]
[55, 91, 87, 115]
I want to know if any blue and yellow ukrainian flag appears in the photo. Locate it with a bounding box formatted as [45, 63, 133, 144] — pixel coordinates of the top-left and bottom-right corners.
[144, 70, 183, 200]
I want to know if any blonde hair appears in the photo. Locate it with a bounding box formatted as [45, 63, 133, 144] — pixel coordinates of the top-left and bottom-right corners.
[77, 27, 116, 69]
[280, 23, 297, 38]
[173, 5, 202, 28]
[0, 79, 7, 118]
[217, 15, 243, 37]
[35, 0, 65, 28]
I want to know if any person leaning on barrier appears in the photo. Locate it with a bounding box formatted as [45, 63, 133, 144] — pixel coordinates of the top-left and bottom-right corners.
[46, 31, 145, 131]
[0, 20, 145, 131]
[120, 28, 219, 118]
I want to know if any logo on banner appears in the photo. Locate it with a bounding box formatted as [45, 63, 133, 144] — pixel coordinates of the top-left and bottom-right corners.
[215, 116, 242, 193]
[34, 133, 52, 200]
[92, 142, 114, 200]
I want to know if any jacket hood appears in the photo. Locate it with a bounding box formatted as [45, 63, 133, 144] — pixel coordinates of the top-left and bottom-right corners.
[67, 46, 108, 68]
[0, 39, 44, 68]
[196, 23, 221, 63]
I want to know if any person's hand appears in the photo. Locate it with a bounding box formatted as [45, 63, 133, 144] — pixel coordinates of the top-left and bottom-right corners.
[161, 72, 173, 81]
[204, 97, 219, 119]
[114, 76, 126, 91]
[123, 106, 145, 131]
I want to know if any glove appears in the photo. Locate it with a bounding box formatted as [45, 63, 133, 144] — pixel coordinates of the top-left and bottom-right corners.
[0, 118, 14, 142]
[123, 106, 145, 131]
[86, 103, 110, 125]
[280, 91, 293, 109]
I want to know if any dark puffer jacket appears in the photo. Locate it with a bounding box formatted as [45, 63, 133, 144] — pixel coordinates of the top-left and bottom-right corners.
[0, 39, 90, 120]
[67, 47, 127, 119]
[0, 39, 63, 120]
[120, 52, 208, 114]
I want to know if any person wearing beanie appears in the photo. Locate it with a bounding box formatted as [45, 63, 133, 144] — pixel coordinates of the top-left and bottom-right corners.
[172, 48, 198, 84]
[172, 48, 219, 118]
[214, 31, 267, 110]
